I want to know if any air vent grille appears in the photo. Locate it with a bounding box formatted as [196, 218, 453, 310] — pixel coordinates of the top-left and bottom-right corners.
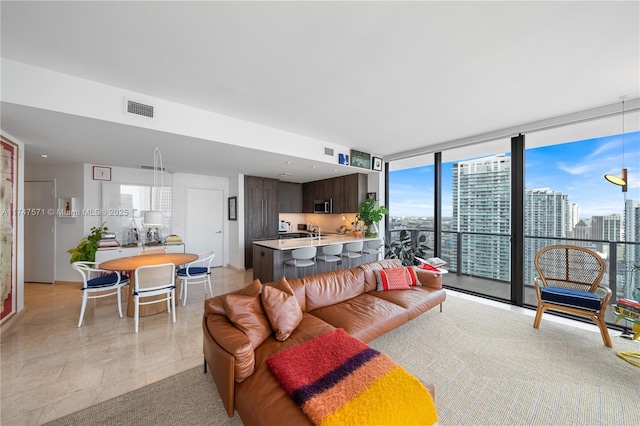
[140, 165, 165, 171]
[324, 147, 334, 156]
[127, 100, 154, 118]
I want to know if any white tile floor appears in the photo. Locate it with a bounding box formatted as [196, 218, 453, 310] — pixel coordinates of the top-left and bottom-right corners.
[0, 267, 250, 425]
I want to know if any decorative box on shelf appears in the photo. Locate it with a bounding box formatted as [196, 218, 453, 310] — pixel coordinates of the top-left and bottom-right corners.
[57, 197, 78, 217]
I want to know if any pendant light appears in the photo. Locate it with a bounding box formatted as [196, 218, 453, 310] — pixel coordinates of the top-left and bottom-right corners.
[604, 97, 628, 192]
[143, 147, 164, 226]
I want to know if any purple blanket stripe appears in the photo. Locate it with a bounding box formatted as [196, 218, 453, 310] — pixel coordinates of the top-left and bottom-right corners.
[291, 347, 380, 406]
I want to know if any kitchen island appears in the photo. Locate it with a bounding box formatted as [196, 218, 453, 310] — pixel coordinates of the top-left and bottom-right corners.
[252, 235, 381, 282]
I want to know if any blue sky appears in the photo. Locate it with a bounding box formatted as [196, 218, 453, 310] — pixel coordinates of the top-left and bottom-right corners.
[389, 131, 640, 219]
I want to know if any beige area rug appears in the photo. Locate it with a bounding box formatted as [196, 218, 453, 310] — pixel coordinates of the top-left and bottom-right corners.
[46, 294, 640, 426]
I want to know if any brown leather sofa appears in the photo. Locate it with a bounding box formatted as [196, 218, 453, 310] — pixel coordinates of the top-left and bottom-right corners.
[202, 259, 446, 426]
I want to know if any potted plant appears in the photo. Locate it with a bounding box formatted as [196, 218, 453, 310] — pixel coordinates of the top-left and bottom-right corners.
[385, 230, 431, 266]
[67, 224, 108, 263]
[355, 198, 389, 238]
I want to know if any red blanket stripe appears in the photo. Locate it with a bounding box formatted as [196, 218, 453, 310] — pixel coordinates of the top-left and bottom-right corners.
[265, 329, 369, 393]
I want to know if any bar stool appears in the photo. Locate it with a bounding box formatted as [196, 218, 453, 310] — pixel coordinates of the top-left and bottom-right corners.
[364, 239, 384, 262]
[316, 243, 343, 271]
[341, 241, 363, 268]
[284, 246, 317, 278]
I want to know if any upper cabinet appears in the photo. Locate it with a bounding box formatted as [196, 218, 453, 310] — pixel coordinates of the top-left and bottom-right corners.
[302, 173, 367, 213]
[278, 181, 302, 213]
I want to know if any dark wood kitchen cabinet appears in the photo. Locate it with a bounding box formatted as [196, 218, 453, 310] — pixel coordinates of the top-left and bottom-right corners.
[278, 181, 302, 213]
[334, 173, 367, 213]
[302, 173, 367, 213]
[244, 176, 279, 269]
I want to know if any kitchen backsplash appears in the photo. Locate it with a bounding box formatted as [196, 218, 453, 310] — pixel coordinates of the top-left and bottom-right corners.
[278, 213, 358, 234]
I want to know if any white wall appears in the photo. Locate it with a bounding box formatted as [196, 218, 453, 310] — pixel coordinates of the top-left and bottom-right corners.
[228, 175, 242, 270]
[24, 161, 240, 282]
[3, 59, 353, 165]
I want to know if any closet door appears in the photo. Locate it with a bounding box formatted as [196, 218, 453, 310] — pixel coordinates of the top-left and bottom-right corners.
[24, 181, 55, 283]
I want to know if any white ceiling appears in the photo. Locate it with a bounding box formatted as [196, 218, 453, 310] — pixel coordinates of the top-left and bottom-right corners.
[1, 1, 639, 182]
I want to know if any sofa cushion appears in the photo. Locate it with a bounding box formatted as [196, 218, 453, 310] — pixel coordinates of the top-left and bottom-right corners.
[309, 294, 409, 343]
[262, 277, 303, 341]
[224, 294, 272, 349]
[374, 266, 417, 291]
[369, 286, 447, 320]
[304, 268, 365, 312]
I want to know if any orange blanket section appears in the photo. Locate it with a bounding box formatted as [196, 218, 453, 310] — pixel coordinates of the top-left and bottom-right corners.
[266, 328, 438, 426]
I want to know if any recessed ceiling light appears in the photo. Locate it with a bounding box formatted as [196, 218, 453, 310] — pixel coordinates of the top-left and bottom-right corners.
[312, 165, 317, 169]
[280, 172, 291, 176]
[40, 154, 48, 158]
[286, 161, 292, 165]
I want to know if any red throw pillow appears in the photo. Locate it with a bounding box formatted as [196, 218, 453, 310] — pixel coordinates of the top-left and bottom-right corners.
[374, 267, 417, 291]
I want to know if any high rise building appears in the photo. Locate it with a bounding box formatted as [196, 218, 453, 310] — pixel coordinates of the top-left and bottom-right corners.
[591, 214, 622, 254]
[524, 188, 571, 285]
[450, 154, 511, 281]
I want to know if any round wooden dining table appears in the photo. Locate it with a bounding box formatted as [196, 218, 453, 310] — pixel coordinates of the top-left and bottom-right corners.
[100, 252, 198, 317]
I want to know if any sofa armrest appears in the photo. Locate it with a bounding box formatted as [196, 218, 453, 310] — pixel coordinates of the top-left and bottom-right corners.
[415, 269, 443, 289]
[203, 314, 258, 417]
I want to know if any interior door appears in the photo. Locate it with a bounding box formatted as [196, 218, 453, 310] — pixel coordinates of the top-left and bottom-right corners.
[24, 181, 55, 283]
[186, 188, 223, 267]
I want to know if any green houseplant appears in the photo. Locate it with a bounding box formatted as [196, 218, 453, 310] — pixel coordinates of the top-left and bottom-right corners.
[67, 224, 108, 263]
[355, 198, 389, 238]
[385, 229, 431, 266]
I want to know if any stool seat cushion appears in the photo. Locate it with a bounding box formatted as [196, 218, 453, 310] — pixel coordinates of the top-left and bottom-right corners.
[285, 259, 315, 268]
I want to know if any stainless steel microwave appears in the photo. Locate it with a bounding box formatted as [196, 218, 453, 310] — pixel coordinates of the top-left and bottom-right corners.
[314, 199, 333, 214]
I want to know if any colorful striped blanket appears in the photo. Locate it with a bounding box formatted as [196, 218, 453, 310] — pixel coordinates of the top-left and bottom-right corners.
[266, 328, 438, 425]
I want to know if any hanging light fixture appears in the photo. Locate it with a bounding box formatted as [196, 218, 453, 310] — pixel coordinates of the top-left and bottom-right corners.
[143, 147, 164, 226]
[604, 97, 628, 192]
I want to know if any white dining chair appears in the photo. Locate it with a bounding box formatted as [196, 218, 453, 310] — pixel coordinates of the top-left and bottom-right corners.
[177, 250, 216, 306]
[133, 263, 176, 333]
[72, 261, 129, 327]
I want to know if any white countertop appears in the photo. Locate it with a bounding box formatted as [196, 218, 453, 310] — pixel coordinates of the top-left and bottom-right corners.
[254, 234, 381, 250]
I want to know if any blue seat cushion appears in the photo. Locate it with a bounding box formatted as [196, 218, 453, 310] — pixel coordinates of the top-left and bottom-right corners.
[86, 273, 124, 288]
[540, 287, 601, 311]
[177, 267, 209, 276]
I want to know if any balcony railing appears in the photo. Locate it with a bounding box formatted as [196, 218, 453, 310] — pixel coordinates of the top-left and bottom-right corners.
[387, 227, 640, 328]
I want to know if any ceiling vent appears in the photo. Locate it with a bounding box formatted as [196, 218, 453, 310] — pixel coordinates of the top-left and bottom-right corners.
[125, 98, 155, 118]
[324, 147, 334, 156]
[140, 164, 165, 171]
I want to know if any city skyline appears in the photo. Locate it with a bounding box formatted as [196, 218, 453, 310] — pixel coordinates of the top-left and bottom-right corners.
[389, 131, 640, 219]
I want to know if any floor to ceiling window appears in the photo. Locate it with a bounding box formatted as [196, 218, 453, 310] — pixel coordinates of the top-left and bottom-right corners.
[387, 102, 639, 329]
[524, 112, 640, 320]
[387, 154, 436, 260]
